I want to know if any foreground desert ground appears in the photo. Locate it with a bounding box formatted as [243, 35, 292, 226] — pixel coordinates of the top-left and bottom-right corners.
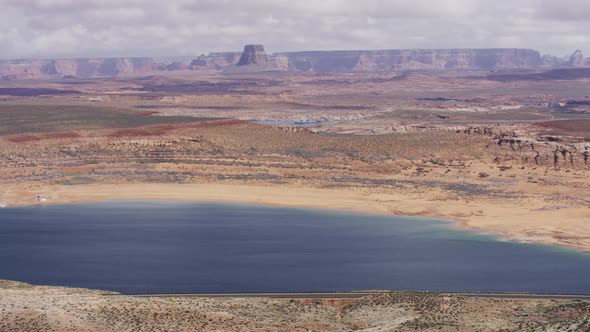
[1, 280, 589, 332]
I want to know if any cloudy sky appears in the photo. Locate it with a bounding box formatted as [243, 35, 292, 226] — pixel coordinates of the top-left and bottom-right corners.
[0, 0, 588, 59]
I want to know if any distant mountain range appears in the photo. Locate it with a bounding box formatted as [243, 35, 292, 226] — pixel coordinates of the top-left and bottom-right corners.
[1, 45, 588, 80]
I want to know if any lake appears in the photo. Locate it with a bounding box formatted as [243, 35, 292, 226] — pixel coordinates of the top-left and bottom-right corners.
[0, 201, 589, 294]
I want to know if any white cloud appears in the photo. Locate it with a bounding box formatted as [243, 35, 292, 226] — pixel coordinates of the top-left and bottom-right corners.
[0, 0, 588, 58]
[533, 0, 590, 21]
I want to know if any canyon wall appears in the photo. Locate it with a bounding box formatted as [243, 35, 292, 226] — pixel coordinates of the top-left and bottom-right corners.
[1, 46, 588, 80]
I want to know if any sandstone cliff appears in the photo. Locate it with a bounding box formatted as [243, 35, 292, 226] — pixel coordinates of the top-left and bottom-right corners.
[0, 58, 157, 80]
[276, 49, 544, 72]
[3, 46, 590, 80]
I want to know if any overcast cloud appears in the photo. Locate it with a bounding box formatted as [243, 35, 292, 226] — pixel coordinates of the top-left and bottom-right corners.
[0, 0, 589, 59]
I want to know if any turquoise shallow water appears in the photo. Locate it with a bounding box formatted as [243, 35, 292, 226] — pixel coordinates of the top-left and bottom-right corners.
[0, 201, 589, 294]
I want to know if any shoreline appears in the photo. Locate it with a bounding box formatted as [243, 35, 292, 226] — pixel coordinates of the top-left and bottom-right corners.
[5, 279, 590, 298]
[2, 182, 590, 253]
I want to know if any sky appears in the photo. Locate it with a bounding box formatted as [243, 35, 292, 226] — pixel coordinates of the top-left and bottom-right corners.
[0, 0, 589, 59]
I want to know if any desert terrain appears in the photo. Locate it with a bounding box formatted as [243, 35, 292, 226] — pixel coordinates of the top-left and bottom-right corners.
[2, 62, 590, 252]
[2, 45, 590, 330]
[1, 280, 590, 331]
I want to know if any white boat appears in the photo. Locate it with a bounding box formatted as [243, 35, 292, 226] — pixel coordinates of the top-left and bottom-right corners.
[34, 196, 48, 202]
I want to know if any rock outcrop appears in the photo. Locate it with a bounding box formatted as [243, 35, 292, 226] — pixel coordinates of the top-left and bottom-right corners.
[569, 50, 585, 67]
[223, 45, 289, 73]
[542, 50, 590, 68]
[237, 45, 268, 66]
[190, 52, 242, 71]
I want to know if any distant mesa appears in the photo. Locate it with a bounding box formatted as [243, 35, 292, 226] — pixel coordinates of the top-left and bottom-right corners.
[0, 57, 157, 80]
[237, 44, 268, 66]
[203, 46, 590, 74]
[2, 45, 590, 80]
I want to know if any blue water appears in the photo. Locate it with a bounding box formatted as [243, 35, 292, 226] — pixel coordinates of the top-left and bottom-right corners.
[0, 201, 589, 294]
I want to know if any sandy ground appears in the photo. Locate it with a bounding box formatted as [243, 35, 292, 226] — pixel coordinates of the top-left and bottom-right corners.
[1, 280, 589, 331]
[3, 182, 590, 253]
